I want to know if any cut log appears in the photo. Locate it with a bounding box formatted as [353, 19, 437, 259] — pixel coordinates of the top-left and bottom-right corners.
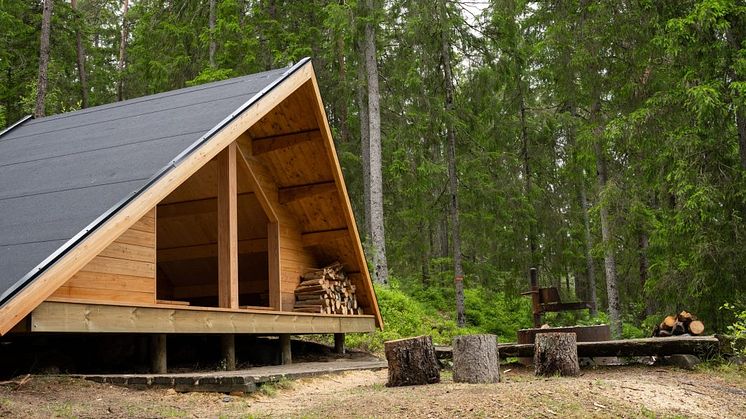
[689, 320, 705, 335]
[452, 334, 500, 384]
[661, 315, 677, 330]
[384, 336, 440, 387]
[533, 332, 580, 377]
[677, 311, 693, 323]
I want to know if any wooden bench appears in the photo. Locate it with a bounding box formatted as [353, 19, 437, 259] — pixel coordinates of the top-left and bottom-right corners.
[521, 268, 595, 327]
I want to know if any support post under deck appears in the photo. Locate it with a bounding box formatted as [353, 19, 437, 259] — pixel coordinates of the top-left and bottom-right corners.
[334, 333, 346, 354]
[150, 334, 167, 374]
[279, 334, 292, 365]
[221, 334, 236, 370]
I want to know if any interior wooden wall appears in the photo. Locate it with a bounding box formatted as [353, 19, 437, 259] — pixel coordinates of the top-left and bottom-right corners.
[245, 82, 373, 314]
[49, 209, 156, 304]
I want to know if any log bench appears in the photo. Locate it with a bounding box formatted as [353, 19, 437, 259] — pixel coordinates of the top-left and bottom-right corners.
[435, 335, 720, 360]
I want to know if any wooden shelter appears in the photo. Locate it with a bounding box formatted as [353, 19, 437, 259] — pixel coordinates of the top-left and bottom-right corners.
[0, 59, 380, 367]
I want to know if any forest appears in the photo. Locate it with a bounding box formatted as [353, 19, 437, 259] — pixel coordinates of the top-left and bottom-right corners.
[1, 0, 745, 347]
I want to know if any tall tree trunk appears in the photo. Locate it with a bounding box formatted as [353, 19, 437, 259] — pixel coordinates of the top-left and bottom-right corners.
[117, 0, 129, 101]
[725, 27, 746, 169]
[438, 0, 465, 327]
[71, 0, 89, 108]
[209, 0, 217, 68]
[356, 43, 371, 242]
[638, 231, 655, 317]
[519, 86, 537, 267]
[579, 183, 598, 316]
[336, 25, 350, 144]
[738, 109, 746, 170]
[592, 101, 622, 338]
[363, 0, 388, 284]
[34, 0, 54, 118]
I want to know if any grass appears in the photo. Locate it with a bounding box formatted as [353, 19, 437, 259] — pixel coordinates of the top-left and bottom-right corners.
[257, 377, 294, 397]
[155, 405, 187, 417]
[695, 361, 746, 385]
[47, 402, 75, 418]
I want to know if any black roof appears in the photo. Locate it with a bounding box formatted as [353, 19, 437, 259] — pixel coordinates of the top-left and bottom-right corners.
[0, 61, 306, 306]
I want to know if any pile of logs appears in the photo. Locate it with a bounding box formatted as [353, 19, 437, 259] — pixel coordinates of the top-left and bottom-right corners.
[652, 311, 705, 337]
[292, 262, 363, 315]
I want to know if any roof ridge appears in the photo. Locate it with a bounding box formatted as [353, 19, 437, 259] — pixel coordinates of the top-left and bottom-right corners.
[21, 66, 290, 127]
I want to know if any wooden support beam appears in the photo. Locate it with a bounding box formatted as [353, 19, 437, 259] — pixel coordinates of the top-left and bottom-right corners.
[301, 228, 348, 247]
[279, 334, 292, 364]
[236, 144, 279, 222]
[221, 334, 236, 371]
[31, 301, 377, 334]
[252, 129, 321, 155]
[278, 181, 336, 204]
[150, 334, 167, 374]
[268, 223, 281, 310]
[217, 143, 239, 309]
[157, 238, 268, 263]
[334, 333, 345, 355]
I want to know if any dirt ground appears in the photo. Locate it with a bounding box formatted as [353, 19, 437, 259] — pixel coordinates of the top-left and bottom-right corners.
[0, 364, 744, 418]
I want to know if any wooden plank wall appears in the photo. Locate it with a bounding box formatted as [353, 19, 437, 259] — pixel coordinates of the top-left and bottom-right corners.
[48, 209, 156, 304]
[240, 152, 316, 309]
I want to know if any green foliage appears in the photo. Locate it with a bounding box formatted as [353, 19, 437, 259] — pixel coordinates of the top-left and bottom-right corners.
[2, 0, 745, 339]
[720, 302, 746, 356]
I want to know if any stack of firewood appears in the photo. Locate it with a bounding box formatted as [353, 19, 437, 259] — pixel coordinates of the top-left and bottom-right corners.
[652, 311, 705, 337]
[292, 262, 363, 315]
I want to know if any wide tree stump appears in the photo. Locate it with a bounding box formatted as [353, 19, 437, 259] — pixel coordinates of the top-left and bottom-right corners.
[384, 336, 440, 387]
[452, 334, 500, 384]
[534, 332, 580, 377]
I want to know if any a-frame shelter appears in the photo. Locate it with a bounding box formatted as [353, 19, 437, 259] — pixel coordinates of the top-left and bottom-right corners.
[0, 58, 381, 348]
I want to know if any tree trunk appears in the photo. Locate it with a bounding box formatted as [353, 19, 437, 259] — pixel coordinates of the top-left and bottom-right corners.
[533, 332, 580, 377]
[356, 47, 371, 241]
[519, 86, 537, 266]
[579, 184, 598, 316]
[725, 27, 746, 169]
[639, 231, 655, 318]
[34, 0, 54, 118]
[452, 334, 500, 384]
[209, 0, 217, 68]
[363, 0, 388, 284]
[438, 0, 465, 327]
[592, 104, 622, 338]
[738, 108, 746, 170]
[336, 17, 349, 144]
[71, 0, 88, 109]
[117, 0, 129, 102]
[384, 336, 440, 387]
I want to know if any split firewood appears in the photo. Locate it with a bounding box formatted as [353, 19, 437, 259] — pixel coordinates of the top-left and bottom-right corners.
[293, 262, 361, 315]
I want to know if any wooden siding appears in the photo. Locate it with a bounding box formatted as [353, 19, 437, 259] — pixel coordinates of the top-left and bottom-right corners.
[49, 209, 156, 304]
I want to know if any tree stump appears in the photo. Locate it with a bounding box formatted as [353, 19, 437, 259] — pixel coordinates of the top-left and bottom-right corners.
[534, 332, 580, 377]
[384, 336, 440, 387]
[452, 334, 500, 383]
